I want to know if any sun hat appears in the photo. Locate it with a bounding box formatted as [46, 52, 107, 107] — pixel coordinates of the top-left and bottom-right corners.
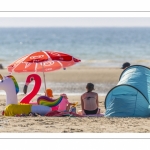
[121, 62, 130, 69]
[45, 88, 53, 97]
[86, 83, 94, 91]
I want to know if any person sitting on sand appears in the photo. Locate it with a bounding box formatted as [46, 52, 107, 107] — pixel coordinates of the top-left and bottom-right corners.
[45, 88, 75, 112]
[78, 83, 100, 115]
[57, 93, 75, 112]
[45, 88, 53, 98]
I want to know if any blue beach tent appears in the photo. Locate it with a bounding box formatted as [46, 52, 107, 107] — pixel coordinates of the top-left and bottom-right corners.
[105, 65, 150, 117]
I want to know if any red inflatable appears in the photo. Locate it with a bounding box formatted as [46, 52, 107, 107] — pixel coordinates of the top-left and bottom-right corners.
[20, 74, 41, 104]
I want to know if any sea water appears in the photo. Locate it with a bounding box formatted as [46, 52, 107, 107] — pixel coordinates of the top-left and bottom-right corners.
[0, 27, 150, 95]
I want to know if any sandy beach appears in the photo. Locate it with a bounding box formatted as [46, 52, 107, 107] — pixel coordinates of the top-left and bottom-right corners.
[0, 66, 150, 133]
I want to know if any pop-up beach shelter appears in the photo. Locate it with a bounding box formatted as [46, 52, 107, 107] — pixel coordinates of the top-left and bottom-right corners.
[105, 65, 150, 117]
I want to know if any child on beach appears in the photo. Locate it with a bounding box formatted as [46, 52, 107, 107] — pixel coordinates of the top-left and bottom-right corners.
[45, 88, 76, 112]
[78, 83, 100, 115]
[45, 88, 53, 98]
[57, 93, 76, 112]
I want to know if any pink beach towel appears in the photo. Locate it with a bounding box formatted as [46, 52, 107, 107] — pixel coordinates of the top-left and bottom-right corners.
[46, 111, 83, 117]
[45, 111, 104, 117]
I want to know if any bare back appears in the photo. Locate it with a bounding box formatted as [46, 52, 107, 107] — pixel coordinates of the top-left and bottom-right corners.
[81, 92, 98, 110]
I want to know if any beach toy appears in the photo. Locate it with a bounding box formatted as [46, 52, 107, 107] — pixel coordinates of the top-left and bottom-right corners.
[0, 74, 3, 80]
[72, 102, 78, 107]
[3, 103, 51, 116]
[69, 102, 78, 113]
[105, 65, 150, 117]
[45, 88, 53, 97]
[37, 96, 63, 107]
[4, 103, 32, 116]
[0, 74, 19, 105]
[7, 75, 19, 94]
[20, 74, 41, 104]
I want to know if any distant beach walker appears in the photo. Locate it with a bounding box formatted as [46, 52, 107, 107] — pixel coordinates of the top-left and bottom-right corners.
[0, 64, 4, 69]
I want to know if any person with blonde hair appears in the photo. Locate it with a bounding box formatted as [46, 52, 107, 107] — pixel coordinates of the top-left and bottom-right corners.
[58, 93, 75, 112]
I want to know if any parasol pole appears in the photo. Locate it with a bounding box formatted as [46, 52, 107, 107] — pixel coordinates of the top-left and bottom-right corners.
[42, 62, 47, 96]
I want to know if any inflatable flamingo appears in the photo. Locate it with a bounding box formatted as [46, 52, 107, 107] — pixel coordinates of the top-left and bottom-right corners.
[20, 74, 41, 104]
[20, 74, 63, 107]
[0, 74, 19, 105]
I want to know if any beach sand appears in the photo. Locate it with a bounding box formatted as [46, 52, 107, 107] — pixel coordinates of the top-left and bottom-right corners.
[0, 67, 150, 133]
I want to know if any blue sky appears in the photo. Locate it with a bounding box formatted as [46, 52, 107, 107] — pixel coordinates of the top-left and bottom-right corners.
[0, 17, 150, 27]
